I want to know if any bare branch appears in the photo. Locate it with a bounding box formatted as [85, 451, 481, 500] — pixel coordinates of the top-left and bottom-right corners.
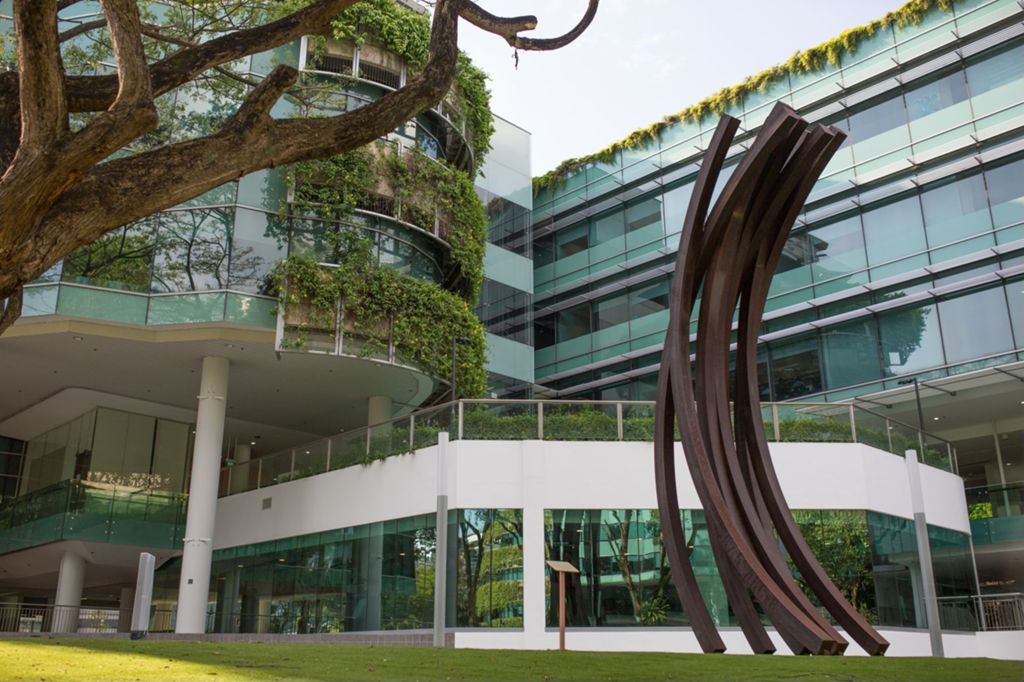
[58, 18, 107, 44]
[460, 0, 599, 51]
[13, 0, 67, 150]
[458, 5, 537, 40]
[222, 64, 298, 135]
[138, 24, 263, 90]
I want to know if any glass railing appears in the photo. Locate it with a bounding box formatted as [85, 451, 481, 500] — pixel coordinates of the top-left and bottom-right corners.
[0, 480, 187, 554]
[967, 481, 1024, 546]
[219, 399, 957, 497]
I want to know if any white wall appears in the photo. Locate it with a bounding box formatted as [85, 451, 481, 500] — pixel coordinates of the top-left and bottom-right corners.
[214, 439, 970, 548]
[212, 438, 982, 658]
[452, 628, 1023, 659]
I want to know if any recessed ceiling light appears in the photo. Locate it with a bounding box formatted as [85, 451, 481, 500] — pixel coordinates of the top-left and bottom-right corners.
[224, 343, 235, 348]
[72, 336, 83, 341]
[932, 416, 941, 421]
[249, 441, 256, 446]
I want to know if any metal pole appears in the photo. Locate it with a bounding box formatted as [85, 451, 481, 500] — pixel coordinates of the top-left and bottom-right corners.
[913, 378, 925, 432]
[450, 336, 458, 402]
[906, 448, 945, 657]
[559, 570, 566, 651]
[432, 432, 450, 647]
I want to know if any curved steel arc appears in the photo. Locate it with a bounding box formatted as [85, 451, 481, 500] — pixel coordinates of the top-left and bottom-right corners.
[654, 102, 890, 655]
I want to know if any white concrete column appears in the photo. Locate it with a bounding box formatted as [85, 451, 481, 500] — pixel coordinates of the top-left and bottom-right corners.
[176, 356, 230, 634]
[521, 443, 548, 649]
[230, 443, 251, 495]
[53, 551, 85, 633]
[367, 395, 393, 427]
[233, 443, 251, 464]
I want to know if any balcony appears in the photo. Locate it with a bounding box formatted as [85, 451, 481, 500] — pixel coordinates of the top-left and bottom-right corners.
[968, 481, 1024, 546]
[0, 479, 187, 555]
[219, 399, 958, 497]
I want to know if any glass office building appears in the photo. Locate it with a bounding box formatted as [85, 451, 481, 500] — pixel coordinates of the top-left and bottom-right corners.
[532, 0, 1023, 593]
[0, 0, 1019, 654]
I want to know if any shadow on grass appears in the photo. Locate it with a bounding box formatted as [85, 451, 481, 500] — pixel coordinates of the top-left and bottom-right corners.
[0, 638, 1021, 682]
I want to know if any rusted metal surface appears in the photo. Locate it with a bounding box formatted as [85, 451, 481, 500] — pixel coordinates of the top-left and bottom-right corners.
[654, 103, 889, 656]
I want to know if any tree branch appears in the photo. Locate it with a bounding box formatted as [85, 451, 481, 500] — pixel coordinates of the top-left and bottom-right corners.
[102, 0, 152, 108]
[13, 0, 67, 150]
[222, 64, 298, 136]
[0, 285, 24, 337]
[460, 0, 599, 51]
[27, 0, 463, 275]
[58, 18, 107, 44]
[63, 0, 360, 112]
[458, 5, 537, 40]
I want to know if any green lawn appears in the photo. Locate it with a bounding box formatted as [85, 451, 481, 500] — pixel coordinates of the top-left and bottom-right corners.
[0, 639, 1021, 682]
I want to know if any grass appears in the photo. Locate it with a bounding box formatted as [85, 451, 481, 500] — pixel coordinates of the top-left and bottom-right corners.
[0, 639, 1022, 681]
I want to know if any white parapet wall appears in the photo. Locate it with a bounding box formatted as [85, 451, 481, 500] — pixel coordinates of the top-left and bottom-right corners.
[213, 439, 996, 657]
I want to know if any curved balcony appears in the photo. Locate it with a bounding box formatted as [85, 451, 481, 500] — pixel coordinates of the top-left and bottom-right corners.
[303, 39, 475, 173]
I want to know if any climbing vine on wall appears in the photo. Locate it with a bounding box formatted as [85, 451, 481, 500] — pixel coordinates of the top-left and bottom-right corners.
[285, 144, 486, 302]
[271, 254, 487, 397]
[533, 0, 955, 194]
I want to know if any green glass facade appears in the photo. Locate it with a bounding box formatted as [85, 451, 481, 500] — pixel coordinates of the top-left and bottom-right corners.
[0, 479, 186, 554]
[546, 509, 976, 631]
[152, 509, 526, 634]
[533, 0, 1024, 403]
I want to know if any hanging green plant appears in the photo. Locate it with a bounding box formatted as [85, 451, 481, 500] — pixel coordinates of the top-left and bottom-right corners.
[271, 255, 487, 397]
[533, 0, 955, 195]
[287, 147, 375, 219]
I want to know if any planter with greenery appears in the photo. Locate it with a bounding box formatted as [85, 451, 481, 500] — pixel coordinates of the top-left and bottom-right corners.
[271, 253, 487, 397]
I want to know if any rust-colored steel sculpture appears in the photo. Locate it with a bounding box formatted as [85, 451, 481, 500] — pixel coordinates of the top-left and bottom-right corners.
[654, 103, 890, 656]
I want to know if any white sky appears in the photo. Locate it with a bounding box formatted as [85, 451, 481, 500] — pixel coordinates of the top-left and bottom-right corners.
[457, 0, 903, 176]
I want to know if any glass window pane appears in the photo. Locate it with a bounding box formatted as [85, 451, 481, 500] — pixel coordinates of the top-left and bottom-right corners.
[920, 173, 992, 248]
[152, 208, 232, 292]
[557, 304, 590, 342]
[986, 158, 1024, 239]
[629, 279, 669, 318]
[861, 196, 926, 267]
[822, 318, 881, 389]
[61, 221, 157, 292]
[769, 335, 822, 400]
[808, 215, 867, 285]
[938, 287, 1014, 364]
[592, 293, 630, 330]
[230, 209, 286, 294]
[879, 303, 944, 376]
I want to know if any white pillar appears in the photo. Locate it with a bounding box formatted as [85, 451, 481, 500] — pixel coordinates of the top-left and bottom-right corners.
[230, 443, 251, 495]
[367, 395, 393, 427]
[176, 356, 230, 634]
[53, 551, 85, 633]
[522, 444, 547, 649]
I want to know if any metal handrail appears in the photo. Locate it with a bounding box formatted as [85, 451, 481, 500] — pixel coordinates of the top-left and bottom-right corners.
[219, 398, 958, 497]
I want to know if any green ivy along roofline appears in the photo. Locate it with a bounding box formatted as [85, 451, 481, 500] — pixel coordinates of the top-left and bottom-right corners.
[532, 0, 955, 195]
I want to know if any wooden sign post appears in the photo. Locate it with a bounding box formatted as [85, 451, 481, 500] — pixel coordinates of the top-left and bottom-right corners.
[545, 560, 579, 651]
